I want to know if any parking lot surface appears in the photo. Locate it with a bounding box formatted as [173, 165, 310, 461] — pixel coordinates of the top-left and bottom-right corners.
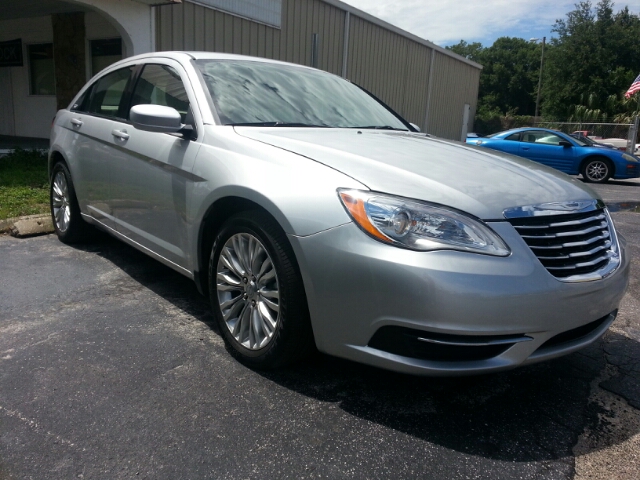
[1, 178, 639, 479]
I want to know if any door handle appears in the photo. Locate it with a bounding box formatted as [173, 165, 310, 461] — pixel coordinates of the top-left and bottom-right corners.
[70, 118, 83, 128]
[111, 129, 130, 141]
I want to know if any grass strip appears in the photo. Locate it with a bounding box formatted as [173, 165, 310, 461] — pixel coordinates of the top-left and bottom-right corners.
[0, 149, 49, 220]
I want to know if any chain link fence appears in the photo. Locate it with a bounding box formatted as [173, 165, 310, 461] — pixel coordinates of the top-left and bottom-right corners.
[533, 119, 639, 154]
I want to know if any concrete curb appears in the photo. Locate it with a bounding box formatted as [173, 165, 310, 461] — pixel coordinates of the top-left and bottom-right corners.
[0, 214, 54, 237]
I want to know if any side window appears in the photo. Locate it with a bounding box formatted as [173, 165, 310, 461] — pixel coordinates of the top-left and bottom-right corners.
[71, 86, 93, 112]
[87, 66, 134, 118]
[522, 131, 564, 145]
[523, 131, 542, 143]
[130, 64, 190, 122]
[536, 134, 563, 145]
[505, 133, 520, 141]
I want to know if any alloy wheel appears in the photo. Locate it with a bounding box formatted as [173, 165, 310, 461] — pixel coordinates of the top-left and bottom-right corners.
[51, 171, 71, 233]
[585, 161, 609, 182]
[216, 233, 280, 350]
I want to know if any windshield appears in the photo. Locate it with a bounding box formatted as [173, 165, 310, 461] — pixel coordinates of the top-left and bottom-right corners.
[569, 133, 593, 147]
[195, 60, 408, 130]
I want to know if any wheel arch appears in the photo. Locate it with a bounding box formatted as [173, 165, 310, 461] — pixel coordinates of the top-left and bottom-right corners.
[194, 195, 294, 297]
[580, 155, 615, 177]
[48, 149, 69, 179]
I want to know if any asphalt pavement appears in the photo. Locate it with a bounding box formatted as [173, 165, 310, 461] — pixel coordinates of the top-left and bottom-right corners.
[0, 177, 639, 479]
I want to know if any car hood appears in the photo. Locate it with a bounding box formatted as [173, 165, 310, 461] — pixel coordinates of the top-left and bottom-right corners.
[234, 128, 598, 219]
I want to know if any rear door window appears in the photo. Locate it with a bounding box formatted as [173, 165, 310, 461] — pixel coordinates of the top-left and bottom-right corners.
[87, 66, 135, 119]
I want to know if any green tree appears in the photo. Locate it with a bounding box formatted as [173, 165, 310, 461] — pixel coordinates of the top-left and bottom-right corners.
[542, 0, 640, 118]
[446, 40, 484, 63]
[447, 38, 542, 116]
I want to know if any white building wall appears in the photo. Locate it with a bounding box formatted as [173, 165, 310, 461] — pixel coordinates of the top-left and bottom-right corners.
[0, 0, 154, 139]
[69, 0, 154, 56]
[0, 16, 57, 138]
[84, 11, 122, 80]
[85, 11, 121, 41]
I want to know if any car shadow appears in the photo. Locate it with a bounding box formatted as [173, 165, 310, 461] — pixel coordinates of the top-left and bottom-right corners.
[70, 232, 640, 464]
[603, 179, 640, 187]
[578, 178, 640, 187]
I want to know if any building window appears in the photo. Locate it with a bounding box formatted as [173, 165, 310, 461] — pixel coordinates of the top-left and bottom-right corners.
[91, 38, 122, 77]
[28, 43, 56, 95]
[196, 0, 282, 28]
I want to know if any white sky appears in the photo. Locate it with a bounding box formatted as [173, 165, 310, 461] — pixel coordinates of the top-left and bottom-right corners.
[340, 0, 640, 47]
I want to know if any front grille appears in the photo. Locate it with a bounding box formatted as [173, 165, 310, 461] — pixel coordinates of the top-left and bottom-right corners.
[508, 208, 615, 279]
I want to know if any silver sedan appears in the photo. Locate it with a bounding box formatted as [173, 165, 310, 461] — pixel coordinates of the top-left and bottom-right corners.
[49, 52, 629, 375]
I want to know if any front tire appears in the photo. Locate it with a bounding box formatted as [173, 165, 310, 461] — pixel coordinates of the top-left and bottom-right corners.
[50, 162, 91, 243]
[581, 158, 612, 183]
[208, 211, 313, 369]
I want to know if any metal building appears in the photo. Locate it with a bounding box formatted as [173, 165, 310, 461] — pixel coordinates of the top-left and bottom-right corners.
[0, 0, 481, 141]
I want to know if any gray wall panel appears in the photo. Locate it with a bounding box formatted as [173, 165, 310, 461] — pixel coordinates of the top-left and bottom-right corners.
[155, 0, 479, 139]
[191, 0, 282, 28]
[346, 16, 431, 128]
[428, 52, 480, 140]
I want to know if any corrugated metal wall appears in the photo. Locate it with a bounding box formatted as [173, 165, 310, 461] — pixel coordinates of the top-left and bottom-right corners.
[155, 0, 480, 139]
[346, 15, 432, 132]
[156, 0, 345, 74]
[427, 51, 480, 140]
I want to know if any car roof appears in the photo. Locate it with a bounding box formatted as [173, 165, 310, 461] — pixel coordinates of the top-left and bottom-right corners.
[117, 51, 312, 69]
[496, 127, 566, 136]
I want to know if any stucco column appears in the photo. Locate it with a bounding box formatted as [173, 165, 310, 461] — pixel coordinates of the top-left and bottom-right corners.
[52, 13, 86, 110]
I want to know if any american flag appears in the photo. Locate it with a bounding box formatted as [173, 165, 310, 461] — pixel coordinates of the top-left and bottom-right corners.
[625, 73, 640, 98]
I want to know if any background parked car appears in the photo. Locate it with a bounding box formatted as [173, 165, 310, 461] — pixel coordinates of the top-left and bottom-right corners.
[569, 132, 614, 149]
[468, 127, 640, 183]
[571, 130, 629, 151]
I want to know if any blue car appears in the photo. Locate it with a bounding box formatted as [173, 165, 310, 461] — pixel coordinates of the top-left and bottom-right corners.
[467, 127, 640, 183]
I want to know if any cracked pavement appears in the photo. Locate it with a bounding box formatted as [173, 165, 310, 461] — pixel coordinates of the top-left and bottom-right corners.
[0, 178, 639, 479]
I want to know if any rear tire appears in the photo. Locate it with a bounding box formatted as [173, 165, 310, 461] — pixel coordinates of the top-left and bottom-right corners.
[50, 162, 92, 243]
[581, 158, 612, 183]
[208, 211, 314, 369]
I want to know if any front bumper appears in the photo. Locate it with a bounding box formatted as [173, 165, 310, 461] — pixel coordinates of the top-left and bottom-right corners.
[289, 221, 629, 376]
[615, 161, 640, 179]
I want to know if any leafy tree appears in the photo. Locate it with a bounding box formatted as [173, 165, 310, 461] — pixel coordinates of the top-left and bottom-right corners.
[542, 0, 640, 118]
[447, 38, 542, 116]
[479, 37, 541, 116]
[447, 40, 484, 63]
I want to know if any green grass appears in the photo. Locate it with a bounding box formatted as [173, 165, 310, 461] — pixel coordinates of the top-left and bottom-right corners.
[0, 149, 49, 220]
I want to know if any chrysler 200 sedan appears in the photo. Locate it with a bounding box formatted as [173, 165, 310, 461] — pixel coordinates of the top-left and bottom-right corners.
[49, 52, 629, 376]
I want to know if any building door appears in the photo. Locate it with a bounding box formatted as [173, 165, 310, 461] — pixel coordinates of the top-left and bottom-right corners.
[0, 69, 15, 135]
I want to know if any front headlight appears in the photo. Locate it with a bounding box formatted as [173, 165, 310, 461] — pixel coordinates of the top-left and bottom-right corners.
[338, 189, 510, 256]
[621, 153, 638, 162]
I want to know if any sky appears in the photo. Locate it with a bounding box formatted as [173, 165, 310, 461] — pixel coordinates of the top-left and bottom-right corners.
[340, 0, 640, 47]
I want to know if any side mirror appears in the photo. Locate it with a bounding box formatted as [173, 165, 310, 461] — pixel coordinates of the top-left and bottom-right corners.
[130, 104, 184, 133]
[559, 140, 572, 147]
[409, 122, 421, 132]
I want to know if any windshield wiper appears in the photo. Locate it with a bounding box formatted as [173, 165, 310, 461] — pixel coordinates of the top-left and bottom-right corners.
[229, 122, 328, 127]
[350, 125, 408, 131]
